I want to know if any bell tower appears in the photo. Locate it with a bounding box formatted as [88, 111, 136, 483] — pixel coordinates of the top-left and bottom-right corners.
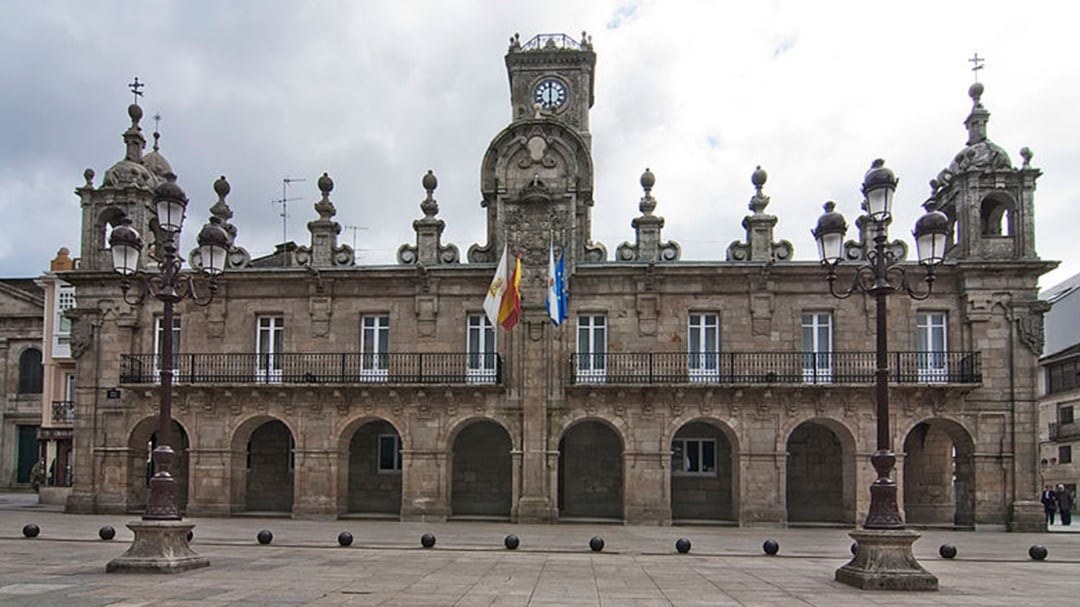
[925, 83, 1040, 261]
[505, 32, 596, 143]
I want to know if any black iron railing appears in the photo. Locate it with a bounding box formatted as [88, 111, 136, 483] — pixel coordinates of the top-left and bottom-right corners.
[51, 400, 75, 424]
[119, 353, 502, 385]
[569, 351, 981, 385]
[1050, 421, 1080, 441]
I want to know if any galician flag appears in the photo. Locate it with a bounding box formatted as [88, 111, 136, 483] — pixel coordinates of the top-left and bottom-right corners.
[483, 245, 509, 327]
[499, 251, 522, 330]
[546, 241, 568, 325]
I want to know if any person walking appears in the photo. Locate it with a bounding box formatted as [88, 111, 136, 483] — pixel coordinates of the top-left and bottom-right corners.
[1056, 484, 1074, 526]
[1042, 485, 1058, 526]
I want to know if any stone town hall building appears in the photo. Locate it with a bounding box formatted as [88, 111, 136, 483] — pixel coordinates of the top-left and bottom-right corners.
[62, 33, 1053, 530]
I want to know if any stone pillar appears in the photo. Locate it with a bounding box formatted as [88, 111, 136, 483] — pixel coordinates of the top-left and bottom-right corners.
[400, 449, 448, 521]
[517, 309, 556, 522]
[292, 448, 338, 519]
[739, 451, 786, 525]
[624, 449, 669, 524]
[186, 447, 230, 516]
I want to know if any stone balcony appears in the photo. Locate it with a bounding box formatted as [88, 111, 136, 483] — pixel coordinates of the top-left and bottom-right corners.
[1049, 420, 1080, 441]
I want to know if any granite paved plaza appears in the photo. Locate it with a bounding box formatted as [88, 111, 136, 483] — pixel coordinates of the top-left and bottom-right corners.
[1, 493, 1077, 606]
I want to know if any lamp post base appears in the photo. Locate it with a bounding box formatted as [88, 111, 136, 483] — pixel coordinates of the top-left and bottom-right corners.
[106, 521, 209, 574]
[835, 529, 937, 591]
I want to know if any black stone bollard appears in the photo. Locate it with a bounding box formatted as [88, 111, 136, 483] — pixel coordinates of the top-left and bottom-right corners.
[187, 530, 194, 542]
[850, 542, 858, 555]
[256, 529, 273, 545]
[938, 544, 957, 559]
[589, 536, 605, 552]
[98, 525, 116, 541]
[338, 531, 353, 547]
[22, 523, 40, 538]
[675, 537, 691, 554]
[421, 532, 436, 548]
[1029, 545, 1048, 561]
[763, 539, 780, 556]
[504, 534, 520, 550]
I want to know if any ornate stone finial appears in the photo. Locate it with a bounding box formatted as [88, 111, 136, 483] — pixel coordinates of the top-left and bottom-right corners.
[533, 102, 544, 118]
[509, 32, 521, 51]
[751, 165, 767, 193]
[1019, 146, 1033, 168]
[727, 165, 791, 262]
[420, 170, 439, 217]
[83, 168, 95, 187]
[152, 131, 161, 152]
[210, 175, 234, 222]
[748, 165, 770, 214]
[190, 175, 250, 271]
[128, 103, 143, 129]
[969, 82, 984, 108]
[639, 168, 656, 215]
[318, 172, 334, 198]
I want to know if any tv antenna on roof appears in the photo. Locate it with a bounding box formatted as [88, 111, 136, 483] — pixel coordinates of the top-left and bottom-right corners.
[271, 176, 306, 247]
[344, 225, 368, 254]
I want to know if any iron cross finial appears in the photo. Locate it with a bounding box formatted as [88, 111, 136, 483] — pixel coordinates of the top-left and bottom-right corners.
[153, 113, 162, 131]
[128, 77, 145, 104]
[968, 53, 985, 83]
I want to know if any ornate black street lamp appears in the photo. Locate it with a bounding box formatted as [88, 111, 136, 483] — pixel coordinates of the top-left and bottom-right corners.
[106, 174, 228, 572]
[814, 159, 948, 590]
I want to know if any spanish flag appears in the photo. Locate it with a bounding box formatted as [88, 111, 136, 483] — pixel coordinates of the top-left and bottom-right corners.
[498, 251, 522, 330]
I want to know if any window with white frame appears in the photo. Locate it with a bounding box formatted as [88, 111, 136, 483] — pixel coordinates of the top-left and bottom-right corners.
[467, 314, 496, 382]
[153, 316, 182, 379]
[688, 313, 720, 381]
[361, 315, 390, 378]
[54, 283, 76, 358]
[916, 312, 948, 382]
[378, 434, 402, 473]
[256, 316, 284, 381]
[671, 438, 717, 476]
[576, 314, 607, 382]
[802, 312, 833, 382]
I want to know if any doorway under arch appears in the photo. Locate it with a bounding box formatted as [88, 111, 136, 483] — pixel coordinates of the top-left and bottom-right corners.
[786, 420, 856, 524]
[670, 420, 736, 522]
[903, 419, 975, 528]
[450, 420, 512, 518]
[558, 420, 623, 520]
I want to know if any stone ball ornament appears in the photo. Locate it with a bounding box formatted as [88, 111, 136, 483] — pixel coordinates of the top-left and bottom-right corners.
[675, 537, 691, 554]
[99, 525, 116, 541]
[1028, 545, 1048, 561]
[22, 523, 40, 538]
[763, 539, 780, 556]
[256, 529, 273, 545]
[338, 531, 353, 547]
[589, 536, 605, 552]
[938, 544, 957, 559]
[421, 532, 436, 548]
[504, 534, 520, 550]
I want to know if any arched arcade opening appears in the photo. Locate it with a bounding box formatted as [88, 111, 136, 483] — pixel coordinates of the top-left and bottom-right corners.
[786, 420, 856, 524]
[903, 419, 975, 528]
[450, 420, 513, 518]
[558, 420, 623, 520]
[670, 420, 737, 522]
[127, 417, 189, 513]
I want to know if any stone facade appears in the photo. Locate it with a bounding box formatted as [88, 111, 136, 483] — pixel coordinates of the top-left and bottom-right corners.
[62, 33, 1054, 530]
[0, 279, 44, 490]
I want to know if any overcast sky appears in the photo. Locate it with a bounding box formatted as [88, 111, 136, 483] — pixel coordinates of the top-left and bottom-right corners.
[2, 1, 1076, 291]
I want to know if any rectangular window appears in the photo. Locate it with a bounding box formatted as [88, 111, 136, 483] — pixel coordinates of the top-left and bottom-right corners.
[466, 314, 497, 383]
[53, 283, 76, 358]
[256, 316, 284, 382]
[378, 434, 402, 473]
[802, 312, 833, 383]
[1060, 445, 1073, 465]
[1047, 359, 1079, 395]
[576, 314, 607, 383]
[361, 315, 390, 379]
[1061, 405, 1075, 425]
[671, 438, 717, 476]
[688, 313, 720, 382]
[916, 312, 948, 382]
[153, 316, 182, 380]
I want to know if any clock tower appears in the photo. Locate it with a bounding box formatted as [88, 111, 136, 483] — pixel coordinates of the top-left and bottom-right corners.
[505, 32, 596, 143]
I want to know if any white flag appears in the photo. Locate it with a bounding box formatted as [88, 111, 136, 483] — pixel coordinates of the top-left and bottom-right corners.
[483, 245, 509, 326]
[546, 240, 559, 325]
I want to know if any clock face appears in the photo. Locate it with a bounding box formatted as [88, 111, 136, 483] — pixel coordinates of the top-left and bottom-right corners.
[533, 79, 567, 110]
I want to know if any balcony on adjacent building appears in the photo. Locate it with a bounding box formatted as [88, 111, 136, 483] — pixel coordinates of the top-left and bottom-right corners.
[1049, 421, 1080, 441]
[119, 353, 502, 386]
[569, 351, 981, 385]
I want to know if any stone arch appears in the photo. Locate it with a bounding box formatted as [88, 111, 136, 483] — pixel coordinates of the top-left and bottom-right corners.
[337, 415, 404, 516]
[126, 416, 190, 513]
[557, 417, 625, 520]
[17, 346, 43, 394]
[96, 206, 128, 250]
[448, 418, 514, 519]
[229, 415, 296, 514]
[784, 417, 857, 524]
[979, 193, 1015, 237]
[668, 417, 739, 522]
[901, 416, 976, 528]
